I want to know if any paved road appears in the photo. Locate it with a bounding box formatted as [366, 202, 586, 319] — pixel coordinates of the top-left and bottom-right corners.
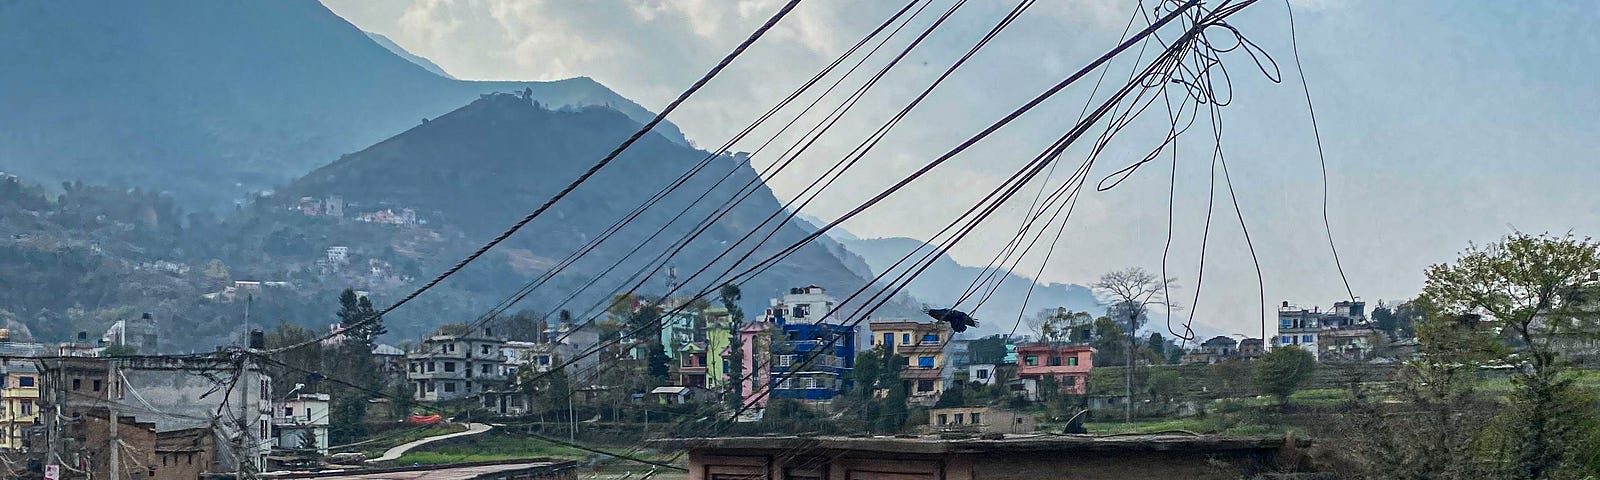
[368, 423, 493, 463]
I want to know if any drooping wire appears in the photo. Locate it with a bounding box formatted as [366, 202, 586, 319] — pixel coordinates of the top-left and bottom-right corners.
[262, 0, 804, 355]
[1285, 0, 1355, 302]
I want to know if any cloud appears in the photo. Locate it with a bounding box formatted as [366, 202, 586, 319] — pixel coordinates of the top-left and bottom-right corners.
[323, 0, 1600, 340]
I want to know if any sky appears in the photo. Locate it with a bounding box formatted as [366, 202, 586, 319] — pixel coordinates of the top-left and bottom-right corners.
[321, 0, 1600, 339]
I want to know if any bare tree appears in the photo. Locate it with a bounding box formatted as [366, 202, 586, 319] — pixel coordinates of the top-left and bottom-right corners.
[1093, 267, 1179, 423]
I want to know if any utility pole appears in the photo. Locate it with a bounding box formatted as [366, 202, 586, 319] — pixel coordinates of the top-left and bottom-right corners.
[108, 361, 120, 480]
[567, 391, 576, 442]
[1125, 307, 1135, 424]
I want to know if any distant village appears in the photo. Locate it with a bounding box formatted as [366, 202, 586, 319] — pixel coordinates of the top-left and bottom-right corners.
[0, 282, 1438, 478]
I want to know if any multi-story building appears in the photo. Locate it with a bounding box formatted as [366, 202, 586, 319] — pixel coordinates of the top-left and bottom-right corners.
[674, 342, 710, 388]
[869, 319, 950, 404]
[39, 355, 273, 473]
[1275, 300, 1369, 361]
[704, 306, 733, 390]
[272, 393, 330, 454]
[659, 306, 704, 360]
[1014, 343, 1093, 395]
[764, 286, 857, 403]
[737, 321, 774, 410]
[0, 356, 41, 450]
[1200, 336, 1238, 357]
[405, 327, 509, 402]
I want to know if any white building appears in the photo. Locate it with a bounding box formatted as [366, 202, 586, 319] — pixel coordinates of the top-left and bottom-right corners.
[273, 393, 331, 454]
[968, 363, 999, 386]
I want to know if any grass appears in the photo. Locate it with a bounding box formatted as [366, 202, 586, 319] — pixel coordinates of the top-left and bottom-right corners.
[356, 423, 469, 457]
[393, 432, 599, 465]
[1477, 369, 1600, 394]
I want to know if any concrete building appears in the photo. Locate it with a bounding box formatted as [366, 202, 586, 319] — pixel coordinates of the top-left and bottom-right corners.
[1238, 338, 1266, 358]
[1275, 300, 1370, 361]
[928, 406, 1038, 434]
[658, 434, 1323, 480]
[100, 312, 159, 354]
[659, 307, 704, 360]
[272, 393, 331, 454]
[1199, 336, 1238, 357]
[406, 327, 509, 402]
[39, 355, 273, 473]
[1015, 343, 1093, 395]
[737, 320, 774, 410]
[0, 357, 41, 451]
[967, 363, 999, 386]
[704, 306, 733, 390]
[768, 294, 856, 403]
[674, 342, 709, 388]
[869, 319, 951, 404]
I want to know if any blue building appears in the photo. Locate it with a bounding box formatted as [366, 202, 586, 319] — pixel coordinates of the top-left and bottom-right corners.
[763, 286, 857, 403]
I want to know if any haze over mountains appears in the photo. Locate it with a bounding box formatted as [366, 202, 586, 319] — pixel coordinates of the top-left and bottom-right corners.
[0, 0, 1120, 348]
[0, 0, 684, 208]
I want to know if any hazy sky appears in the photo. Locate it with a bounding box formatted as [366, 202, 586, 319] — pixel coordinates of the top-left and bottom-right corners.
[322, 0, 1600, 339]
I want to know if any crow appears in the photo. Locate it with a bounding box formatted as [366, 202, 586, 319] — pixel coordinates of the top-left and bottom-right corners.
[924, 308, 979, 333]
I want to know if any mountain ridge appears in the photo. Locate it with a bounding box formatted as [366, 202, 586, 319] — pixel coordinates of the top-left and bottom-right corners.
[0, 0, 686, 209]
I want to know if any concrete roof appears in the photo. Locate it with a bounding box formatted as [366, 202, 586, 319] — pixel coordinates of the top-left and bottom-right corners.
[650, 434, 1300, 455]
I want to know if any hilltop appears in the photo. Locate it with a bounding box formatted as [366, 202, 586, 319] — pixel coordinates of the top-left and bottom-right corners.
[0, 0, 684, 208]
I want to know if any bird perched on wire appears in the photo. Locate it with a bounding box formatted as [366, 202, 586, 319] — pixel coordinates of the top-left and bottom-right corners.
[924, 308, 979, 333]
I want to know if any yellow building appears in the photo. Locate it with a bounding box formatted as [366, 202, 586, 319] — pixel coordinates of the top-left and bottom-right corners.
[0, 358, 41, 450]
[868, 320, 950, 403]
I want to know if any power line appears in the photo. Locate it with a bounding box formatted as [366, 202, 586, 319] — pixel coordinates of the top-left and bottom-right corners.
[1284, 0, 1356, 304]
[264, 0, 805, 355]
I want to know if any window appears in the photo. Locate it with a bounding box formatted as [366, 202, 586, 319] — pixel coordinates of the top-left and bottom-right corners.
[779, 378, 792, 389]
[465, 382, 473, 393]
[804, 377, 817, 389]
[427, 362, 436, 372]
[882, 333, 893, 346]
[917, 380, 935, 392]
[425, 382, 436, 393]
[443, 362, 456, 372]
[902, 333, 911, 345]
[409, 363, 417, 373]
[72, 379, 81, 390]
[443, 382, 457, 393]
[937, 414, 948, 425]
[954, 413, 964, 425]
[921, 334, 939, 344]
[538, 356, 550, 366]
[1067, 357, 1078, 366]
[284, 407, 293, 417]
[976, 369, 990, 380]
[918, 356, 934, 368]
[92, 379, 102, 392]
[1063, 376, 1077, 386]
[1302, 335, 1314, 343]
[1016, 417, 1024, 424]
[18, 376, 33, 387]
[20, 400, 31, 415]
[261, 419, 269, 439]
[1048, 356, 1062, 366]
[1281, 319, 1293, 328]
[481, 345, 491, 355]
[1024, 356, 1038, 366]
[481, 364, 492, 374]
[971, 412, 982, 424]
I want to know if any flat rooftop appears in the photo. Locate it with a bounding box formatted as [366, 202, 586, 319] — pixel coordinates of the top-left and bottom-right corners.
[651, 433, 1299, 455]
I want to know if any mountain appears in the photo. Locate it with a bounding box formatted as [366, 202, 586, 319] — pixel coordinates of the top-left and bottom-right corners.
[365, 31, 456, 80]
[0, 0, 685, 209]
[227, 93, 918, 338]
[833, 236, 1102, 336]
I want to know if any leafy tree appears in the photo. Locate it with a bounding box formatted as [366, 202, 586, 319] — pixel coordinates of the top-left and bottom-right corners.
[203, 259, 230, 289]
[1089, 317, 1127, 366]
[1253, 345, 1315, 408]
[297, 429, 319, 451]
[1145, 368, 1181, 406]
[1028, 308, 1093, 342]
[1420, 232, 1600, 479]
[264, 321, 325, 397]
[1145, 332, 1166, 358]
[848, 346, 909, 433]
[647, 341, 671, 384]
[719, 283, 745, 408]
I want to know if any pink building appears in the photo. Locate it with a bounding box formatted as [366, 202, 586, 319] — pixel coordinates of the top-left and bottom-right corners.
[737, 321, 773, 410]
[1015, 344, 1093, 395]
